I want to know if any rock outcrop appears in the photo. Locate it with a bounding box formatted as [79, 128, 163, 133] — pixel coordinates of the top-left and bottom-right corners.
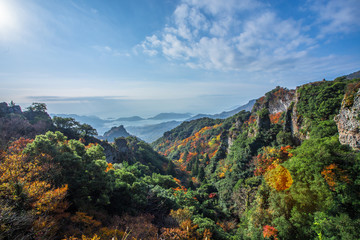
[100, 125, 130, 142]
[0, 102, 22, 116]
[252, 87, 295, 114]
[335, 86, 360, 150]
[0, 102, 53, 150]
[288, 87, 307, 144]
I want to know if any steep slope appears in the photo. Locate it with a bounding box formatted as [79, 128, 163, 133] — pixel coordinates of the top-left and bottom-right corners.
[335, 81, 360, 149]
[97, 136, 169, 173]
[152, 73, 360, 239]
[152, 111, 251, 181]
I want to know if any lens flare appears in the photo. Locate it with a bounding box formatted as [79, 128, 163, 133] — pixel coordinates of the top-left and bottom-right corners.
[0, 1, 18, 37]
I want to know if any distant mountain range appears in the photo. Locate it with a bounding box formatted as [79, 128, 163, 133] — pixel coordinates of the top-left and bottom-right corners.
[187, 99, 256, 121]
[126, 121, 182, 143]
[148, 113, 192, 120]
[115, 116, 144, 121]
[50, 100, 256, 142]
[346, 70, 360, 80]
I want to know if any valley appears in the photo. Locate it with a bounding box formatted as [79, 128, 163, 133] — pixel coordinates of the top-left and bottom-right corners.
[1, 71, 360, 239]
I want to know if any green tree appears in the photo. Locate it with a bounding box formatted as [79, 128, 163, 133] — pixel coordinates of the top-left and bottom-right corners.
[166, 160, 176, 176]
[26, 102, 47, 112]
[79, 123, 98, 137]
[24, 131, 112, 210]
[198, 165, 205, 182]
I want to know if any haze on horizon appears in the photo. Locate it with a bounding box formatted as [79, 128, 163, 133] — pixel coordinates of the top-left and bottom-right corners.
[1, 0, 359, 118]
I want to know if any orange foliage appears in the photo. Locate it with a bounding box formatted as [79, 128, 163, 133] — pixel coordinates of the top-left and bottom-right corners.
[157, 123, 223, 173]
[245, 115, 256, 125]
[179, 152, 186, 162]
[263, 225, 278, 240]
[321, 164, 349, 191]
[173, 186, 188, 193]
[203, 228, 212, 240]
[269, 112, 283, 124]
[105, 163, 113, 172]
[208, 149, 218, 159]
[216, 221, 236, 232]
[174, 177, 182, 185]
[254, 146, 292, 176]
[0, 138, 69, 238]
[258, 96, 266, 104]
[85, 142, 97, 150]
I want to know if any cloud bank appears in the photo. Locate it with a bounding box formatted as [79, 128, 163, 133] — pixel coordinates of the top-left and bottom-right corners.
[140, 0, 360, 72]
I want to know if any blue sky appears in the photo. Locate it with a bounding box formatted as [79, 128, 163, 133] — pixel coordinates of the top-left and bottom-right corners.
[0, 0, 359, 118]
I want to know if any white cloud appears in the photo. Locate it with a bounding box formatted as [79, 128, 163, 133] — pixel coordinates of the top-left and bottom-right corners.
[310, 0, 360, 36]
[139, 0, 315, 72]
[183, 0, 262, 15]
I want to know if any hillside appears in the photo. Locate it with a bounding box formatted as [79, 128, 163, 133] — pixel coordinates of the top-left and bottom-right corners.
[1, 72, 360, 239]
[151, 74, 360, 239]
[0, 102, 53, 150]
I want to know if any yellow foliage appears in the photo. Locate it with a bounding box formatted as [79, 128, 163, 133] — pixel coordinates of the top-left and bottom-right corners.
[170, 208, 192, 225]
[0, 138, 69, 238]
[70, 212, 102, 229]
[64, 234, 101, 240]
[216, 134, 221, 141]
[264, 164, 293, 191]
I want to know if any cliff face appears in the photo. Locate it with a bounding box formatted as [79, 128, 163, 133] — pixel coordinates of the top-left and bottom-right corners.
[335, 86, 360, 150]
[98, 137, 131, 163]
[288, 88, 307, 143]
[252, 87, 295, 114]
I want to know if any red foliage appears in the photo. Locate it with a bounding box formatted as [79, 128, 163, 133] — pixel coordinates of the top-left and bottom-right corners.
[269, 112, 282, 124]
[209, 193, 217, 199]
[254, 146, 292, 176]
[246, 115, 256, 125]
[263, 225, 278, 240]
[158, 123, 223, 174]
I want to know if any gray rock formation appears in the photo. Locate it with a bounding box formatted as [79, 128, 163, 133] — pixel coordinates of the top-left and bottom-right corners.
[335, 88, 360, 150]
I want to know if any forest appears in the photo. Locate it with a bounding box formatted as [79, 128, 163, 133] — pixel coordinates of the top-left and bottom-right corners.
[1, 75, 360, 240]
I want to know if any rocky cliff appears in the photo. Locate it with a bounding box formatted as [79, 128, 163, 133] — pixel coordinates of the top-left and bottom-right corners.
[335, 83, 360, 150]
[252, 87, 295, 114]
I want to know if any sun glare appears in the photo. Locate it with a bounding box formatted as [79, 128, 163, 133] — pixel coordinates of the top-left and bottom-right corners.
[0, 1, 18, 36]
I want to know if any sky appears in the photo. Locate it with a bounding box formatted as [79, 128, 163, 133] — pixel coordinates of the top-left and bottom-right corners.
[0, 0, 359, 118]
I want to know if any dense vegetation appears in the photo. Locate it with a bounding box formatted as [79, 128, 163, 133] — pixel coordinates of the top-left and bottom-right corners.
[1, 74, 360, 239]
